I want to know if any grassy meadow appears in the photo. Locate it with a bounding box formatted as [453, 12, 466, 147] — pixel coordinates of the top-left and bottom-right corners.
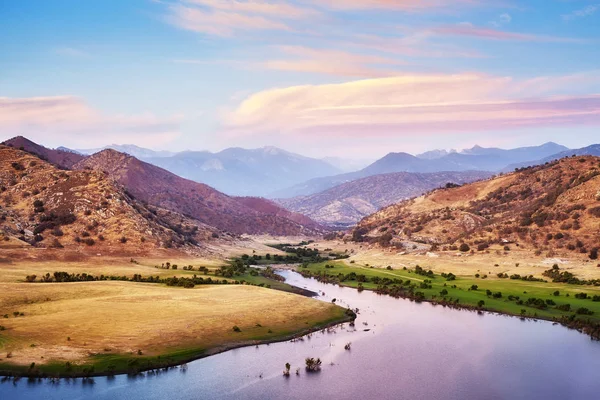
[300, 260, 600, 324]
[0, 258, 351, 377]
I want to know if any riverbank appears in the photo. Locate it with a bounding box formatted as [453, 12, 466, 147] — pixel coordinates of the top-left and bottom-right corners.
[0, 308, 353, 379]
[298, 261, 600, 340]
[0, 273, 354, 378]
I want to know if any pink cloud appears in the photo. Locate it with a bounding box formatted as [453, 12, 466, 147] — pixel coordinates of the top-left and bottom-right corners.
[223, 73, 600, 138]
[0, 96, 181, 147]
[351, 33, 486, 58]
[184, 0, 321, 18]
[313, 0, 481, 11]
[167, 4, 291, 36]
[262, 45, 406, 77]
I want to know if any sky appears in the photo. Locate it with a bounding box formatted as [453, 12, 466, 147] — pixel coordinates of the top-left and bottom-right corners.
[1, 0, 600, 159]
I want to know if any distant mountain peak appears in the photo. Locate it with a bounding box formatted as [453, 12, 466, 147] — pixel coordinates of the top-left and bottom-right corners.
[261, 145, 284, 155]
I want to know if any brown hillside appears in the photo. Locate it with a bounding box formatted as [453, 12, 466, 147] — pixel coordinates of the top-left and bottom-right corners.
[0, 146, 214, 254]
[73, 150, 321, 236]
[353, 156, 600, 258]
[2, 136, 85, 169]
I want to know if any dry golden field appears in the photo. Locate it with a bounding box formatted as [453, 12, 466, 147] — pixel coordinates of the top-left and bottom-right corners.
[307, 239, 600, 280]
[0, 253, 346, 374]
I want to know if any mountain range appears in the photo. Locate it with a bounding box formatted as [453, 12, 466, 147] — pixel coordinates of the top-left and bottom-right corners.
[272, 142, 569, 198]
[76, 144, 341, 197]
[1, 137, 325, 247]
[5, 136, 599, 232]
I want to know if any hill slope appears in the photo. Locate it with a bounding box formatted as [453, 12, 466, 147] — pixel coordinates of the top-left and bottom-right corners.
[278, 171, 492, 227]
[2, 136, 86, 169]
[73, 150, 322, 236]
[0, 146, 214, 253]
[352, 155, 600, 258]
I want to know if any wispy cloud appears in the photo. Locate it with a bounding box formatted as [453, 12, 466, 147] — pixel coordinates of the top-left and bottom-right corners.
[311, 0, 482, 11]
[432, 23, 584, 43]
[562, 4, 599, 21]
[262, 45, 406, 77]
[184, 0, 320, 18]
[490, 12, 511, 27]
[223, 72, 600, 139]
[167, 4, 294, 36]
[0, 96, 181, 147]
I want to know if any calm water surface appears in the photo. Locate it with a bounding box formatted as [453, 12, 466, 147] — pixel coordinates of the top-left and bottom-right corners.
[2, 270, 600, 400]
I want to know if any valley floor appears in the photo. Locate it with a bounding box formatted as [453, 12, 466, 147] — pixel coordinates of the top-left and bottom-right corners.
[0, 255, 349, 377]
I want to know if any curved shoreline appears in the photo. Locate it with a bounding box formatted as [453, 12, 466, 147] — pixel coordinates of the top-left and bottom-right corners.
[0, 310, 354, 379]
[299, 271, 600, 341]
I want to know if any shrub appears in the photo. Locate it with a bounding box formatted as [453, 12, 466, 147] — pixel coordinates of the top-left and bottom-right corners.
[232, 325, 241, 332]
[305, 358, 322, 372]
[459, 243, 470, 252]
[11, 162, 25, 171]
[120, 236, 128, 244]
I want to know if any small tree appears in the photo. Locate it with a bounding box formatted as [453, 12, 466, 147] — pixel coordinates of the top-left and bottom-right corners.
[283, 363, 291, 377]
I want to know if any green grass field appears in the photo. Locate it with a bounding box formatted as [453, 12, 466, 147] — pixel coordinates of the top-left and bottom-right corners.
[301, 261, 600, 323]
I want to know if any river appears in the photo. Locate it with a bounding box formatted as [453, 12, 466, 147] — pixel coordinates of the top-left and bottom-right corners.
[2, 270, 600, 400]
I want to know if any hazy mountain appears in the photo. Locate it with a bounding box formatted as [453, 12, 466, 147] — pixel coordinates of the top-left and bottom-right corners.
[416, 149, 455, 159]
[2, 136, 85, 169]
[78, 144, 176, 159]
[56, 146, 84, 155]
[278, 171, 492, 227]
[503, 144, 600, 172]
[274, 142, 569, 198]
[144, 146, 341, 197]
[459, 142, 568, 158]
